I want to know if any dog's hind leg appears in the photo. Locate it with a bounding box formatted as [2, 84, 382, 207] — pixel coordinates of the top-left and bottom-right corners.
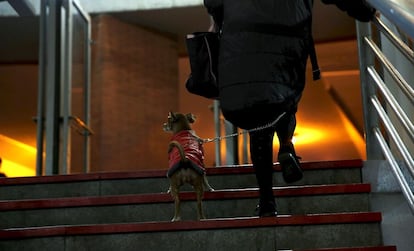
[171, 188, 181, 221]
[170, 178, 182, 222]
[203, 174, 214, 191]
[194, 180, 206, 220]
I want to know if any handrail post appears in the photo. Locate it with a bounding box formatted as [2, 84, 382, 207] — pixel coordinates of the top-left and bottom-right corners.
[213, 100, 221, 166]
[356, 20, 383, 160]
[357, 0, 414, 215]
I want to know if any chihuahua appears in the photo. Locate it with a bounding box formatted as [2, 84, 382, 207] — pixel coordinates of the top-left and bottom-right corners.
[163, 111, 214, 221]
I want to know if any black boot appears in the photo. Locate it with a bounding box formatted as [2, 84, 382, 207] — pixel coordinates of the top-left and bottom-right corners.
[278, 142, 303, 183]
[255, 200, 277, 217]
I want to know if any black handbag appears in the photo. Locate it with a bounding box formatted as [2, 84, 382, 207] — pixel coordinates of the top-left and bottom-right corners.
[185, 32, 220, 99]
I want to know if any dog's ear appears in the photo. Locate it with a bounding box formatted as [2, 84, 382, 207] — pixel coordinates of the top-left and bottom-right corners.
[168, 111, 177, 121]
[186, 113, 196, 123]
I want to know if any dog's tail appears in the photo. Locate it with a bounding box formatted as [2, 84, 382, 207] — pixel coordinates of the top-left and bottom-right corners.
[168, 140, 187, 161]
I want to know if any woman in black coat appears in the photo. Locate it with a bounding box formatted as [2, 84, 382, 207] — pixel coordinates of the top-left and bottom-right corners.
[203, 0, 375, 217]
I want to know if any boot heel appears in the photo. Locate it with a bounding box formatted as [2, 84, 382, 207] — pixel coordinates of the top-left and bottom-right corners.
[278, 153, 303, 183]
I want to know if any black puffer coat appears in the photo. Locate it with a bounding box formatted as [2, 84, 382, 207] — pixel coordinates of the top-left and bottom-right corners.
[204, 0, 313, 127]
[203, 0, 375, 128]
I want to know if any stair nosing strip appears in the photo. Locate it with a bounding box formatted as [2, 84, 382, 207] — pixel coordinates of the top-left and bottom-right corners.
[0, 183, 371, 211]
[0, 212, 382, 240]
[286, 246, 397, 251]
[0, 159, 363, 186]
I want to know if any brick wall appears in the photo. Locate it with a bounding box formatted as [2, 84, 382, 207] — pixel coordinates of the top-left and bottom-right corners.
[90, 15, 178, 172]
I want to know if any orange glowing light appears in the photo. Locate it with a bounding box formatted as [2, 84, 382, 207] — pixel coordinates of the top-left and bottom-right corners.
[0, 134, 36, 177]
[272, 126, 326, 147]
[1, 158, 35, 177]
[338, 110, 366, 159]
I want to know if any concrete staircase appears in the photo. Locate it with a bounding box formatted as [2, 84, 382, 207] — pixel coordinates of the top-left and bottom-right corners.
[0, 159, 397, 251]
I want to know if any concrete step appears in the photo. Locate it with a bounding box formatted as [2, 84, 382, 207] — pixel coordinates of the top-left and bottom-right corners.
[0, 183, 371, 228]
[0, 212, 385, 251]
[0, 159, 363, 200]
[285, 247, 396, 251]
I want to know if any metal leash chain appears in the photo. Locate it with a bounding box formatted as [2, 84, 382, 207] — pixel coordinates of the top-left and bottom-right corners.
[202, 112, 287, 143]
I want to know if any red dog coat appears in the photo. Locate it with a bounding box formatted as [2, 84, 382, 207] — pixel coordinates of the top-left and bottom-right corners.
[167, 130, 205, 177]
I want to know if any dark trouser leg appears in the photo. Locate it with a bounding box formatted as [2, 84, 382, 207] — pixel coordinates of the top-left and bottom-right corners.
[249, 128, 276, 215]
[275, 111, 303, 183]
[275, 111, 297, 154]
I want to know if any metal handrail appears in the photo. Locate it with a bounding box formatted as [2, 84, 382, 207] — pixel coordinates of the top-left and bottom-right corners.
[367, 0, 414, 39]
[364, 36, 414, 103]
[69, 115, 94, 136]
[33, 116, 94, 136]
[367, 66, 414, 143]
[373, 17, 414, 65]
[357, 1, 414, 213]
[371, 96, 414, 180]
[374, 127, 414, 211]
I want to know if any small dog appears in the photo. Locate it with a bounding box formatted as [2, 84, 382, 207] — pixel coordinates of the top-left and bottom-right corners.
[163, 111, 214, 221]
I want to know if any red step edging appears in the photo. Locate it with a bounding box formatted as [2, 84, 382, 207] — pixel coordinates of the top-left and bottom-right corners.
[0, 211, 381, 240]
[0, 183, 370, 211]
[0, 159, 363, 186]
[291, 246, 397, 251]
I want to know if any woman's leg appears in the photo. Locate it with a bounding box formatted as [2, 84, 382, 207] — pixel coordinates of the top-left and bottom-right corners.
[275, 111, 303, 183]
[249, 127, 277, 216]
[275, 111, 297, 154]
